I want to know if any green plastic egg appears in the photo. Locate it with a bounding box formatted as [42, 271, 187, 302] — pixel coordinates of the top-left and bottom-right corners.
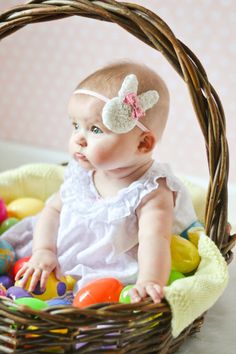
[0, 217, 19, 235]
[119, 284, 134, 304]
[14, 297, 48, 311]
[167, 269, 185, 285]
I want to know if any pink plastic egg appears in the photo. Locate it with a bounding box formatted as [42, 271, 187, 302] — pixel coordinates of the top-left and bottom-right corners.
[0, 198, 8, 223]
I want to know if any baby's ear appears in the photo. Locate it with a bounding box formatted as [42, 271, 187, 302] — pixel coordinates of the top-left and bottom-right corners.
[138, 132, 156, 153]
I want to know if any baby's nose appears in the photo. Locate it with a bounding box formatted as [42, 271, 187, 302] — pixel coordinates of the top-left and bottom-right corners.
[78, 136, 87, 147]
[75, 132, 87, 147]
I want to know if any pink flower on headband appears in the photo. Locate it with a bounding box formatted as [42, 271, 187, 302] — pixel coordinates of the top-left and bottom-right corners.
[123, 92, 145, 120]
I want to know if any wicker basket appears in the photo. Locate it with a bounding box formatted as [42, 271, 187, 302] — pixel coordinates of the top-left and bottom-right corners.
[0, 1, 235, 353]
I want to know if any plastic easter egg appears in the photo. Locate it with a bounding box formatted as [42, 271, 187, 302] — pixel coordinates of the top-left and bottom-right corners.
[0, 275, 14, 289]
[0, 284, 7, 296]
[180, 221, 204, 239]
[47, 297, 72, 306]
[15, 297, 48, 311]
[73, 278, 124, 308]
[171, 234, 200, 273]
[0, 239, 15, 275]
[16, 273, 67, 301]
[0, 198, 8, 223]
[11, 256, 31, 279]
[167, 270, 185, 285]
[187, 226, 205, 247]
[65, 275, 77, 291]
[119, 285, 134, 304]
[7, 198, 44, 219]
[7, 286, 32, 300]
[0, 217, 19, 235]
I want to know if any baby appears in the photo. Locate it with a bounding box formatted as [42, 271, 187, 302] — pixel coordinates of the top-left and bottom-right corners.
[5, 61, 197, 303]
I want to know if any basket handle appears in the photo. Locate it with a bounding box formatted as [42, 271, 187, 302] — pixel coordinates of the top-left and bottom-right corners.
[0, 0, 231, 258]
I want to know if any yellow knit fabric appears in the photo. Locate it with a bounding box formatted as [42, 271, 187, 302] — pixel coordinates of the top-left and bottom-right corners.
[0, 163, 64, 203]
[164, 234, 228, 338]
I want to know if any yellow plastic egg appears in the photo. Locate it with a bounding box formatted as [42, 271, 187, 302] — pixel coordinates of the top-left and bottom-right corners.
[187, 226, 205, 247]
[65, 275, 77, 291]
[15, 273, 67, 301]
[171, 234, 200, 273]
[7, 198, 44, 219]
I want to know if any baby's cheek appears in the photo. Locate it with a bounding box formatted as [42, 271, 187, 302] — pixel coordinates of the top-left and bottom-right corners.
[92, 148, 111, 165]
[90, 141, 112, 163]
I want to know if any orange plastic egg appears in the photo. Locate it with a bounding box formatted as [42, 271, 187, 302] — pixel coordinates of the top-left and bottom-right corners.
[73, 277, 123, 308]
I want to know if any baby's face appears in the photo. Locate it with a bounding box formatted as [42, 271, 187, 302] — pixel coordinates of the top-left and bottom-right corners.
[68, 94, 143, 171]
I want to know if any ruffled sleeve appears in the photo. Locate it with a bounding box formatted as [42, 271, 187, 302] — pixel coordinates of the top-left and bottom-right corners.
[101, 162, 181, 222]
[104, 161, 197, 233]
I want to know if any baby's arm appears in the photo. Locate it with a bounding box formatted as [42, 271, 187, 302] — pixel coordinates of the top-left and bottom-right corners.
[15, 192, 62, 292]
[130, 178, 174, 303]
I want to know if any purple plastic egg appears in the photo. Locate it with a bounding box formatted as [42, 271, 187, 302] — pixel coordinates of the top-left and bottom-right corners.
[6, 286, 33, 300]
[0, 275, 14, 289]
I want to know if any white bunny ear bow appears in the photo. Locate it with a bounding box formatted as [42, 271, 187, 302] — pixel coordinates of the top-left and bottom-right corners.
[74, 74, 159, 134]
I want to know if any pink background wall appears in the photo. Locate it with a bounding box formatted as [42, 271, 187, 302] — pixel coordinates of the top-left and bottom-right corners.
[0, 0, 235, 185]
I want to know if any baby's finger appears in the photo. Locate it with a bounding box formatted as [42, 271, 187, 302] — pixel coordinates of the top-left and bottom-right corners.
[40, 269, 51, 291]
[128, 287, 142, 303]
[146, 285, 162, 303]
[128, 288, 141, 303]
[15, 262, 30, 280]
[153, 284, 164, 299]
[55, 265, 62, 280]
[133, 284, 147, 299]
[17, 267, 34, 288]
[28, 268, 42, 292]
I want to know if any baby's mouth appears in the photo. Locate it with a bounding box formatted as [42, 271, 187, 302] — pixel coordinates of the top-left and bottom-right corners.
[74, 152, 88, 161]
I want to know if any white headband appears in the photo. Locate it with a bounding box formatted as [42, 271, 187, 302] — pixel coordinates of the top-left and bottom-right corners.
[73, 74, 159, 134]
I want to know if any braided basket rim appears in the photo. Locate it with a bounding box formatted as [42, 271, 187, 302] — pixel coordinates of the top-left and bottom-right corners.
[0, 1, 233, 353]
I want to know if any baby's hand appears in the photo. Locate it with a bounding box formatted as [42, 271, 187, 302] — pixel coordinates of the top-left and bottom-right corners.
[129, 281, 164, 304]
[15, 249, 61, 292]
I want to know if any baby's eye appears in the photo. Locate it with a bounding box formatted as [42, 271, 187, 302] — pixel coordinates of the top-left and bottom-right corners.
[72, 122, 79, 131]
[91, 125, 103, 134]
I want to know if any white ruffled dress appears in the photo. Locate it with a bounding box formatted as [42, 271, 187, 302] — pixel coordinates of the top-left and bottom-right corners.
[56, 159, 197, 289]
[2, 159, 197, 290]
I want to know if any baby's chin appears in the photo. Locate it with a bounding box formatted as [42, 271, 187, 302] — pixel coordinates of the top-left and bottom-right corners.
[76, 159, 95, 171]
